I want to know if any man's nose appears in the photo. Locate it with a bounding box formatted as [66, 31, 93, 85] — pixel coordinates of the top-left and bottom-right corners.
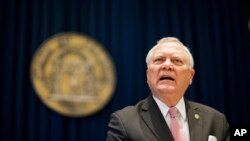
[161, 59, 173, 70]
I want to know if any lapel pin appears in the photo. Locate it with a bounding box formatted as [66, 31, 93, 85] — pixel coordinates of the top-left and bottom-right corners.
[194, 114, 200, 119]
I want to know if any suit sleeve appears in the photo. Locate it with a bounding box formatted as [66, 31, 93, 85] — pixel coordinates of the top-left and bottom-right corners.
[223, 114, 230, 141]
[106, 113, 128, 141]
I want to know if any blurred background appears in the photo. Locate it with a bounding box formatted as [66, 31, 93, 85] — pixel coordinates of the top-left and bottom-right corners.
[1, 0, 250, 140]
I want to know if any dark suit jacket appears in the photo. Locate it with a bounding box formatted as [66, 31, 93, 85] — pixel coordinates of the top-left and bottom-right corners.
[106, 96, 230, 141]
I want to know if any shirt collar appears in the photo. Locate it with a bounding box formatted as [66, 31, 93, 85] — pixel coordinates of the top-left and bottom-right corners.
[153, 96, 187, 121]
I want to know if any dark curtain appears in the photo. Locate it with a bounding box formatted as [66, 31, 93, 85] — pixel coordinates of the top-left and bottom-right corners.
[1, 0, 250, 140]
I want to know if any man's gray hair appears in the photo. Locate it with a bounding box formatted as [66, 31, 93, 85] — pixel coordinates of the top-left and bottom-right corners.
[145, 37, 194, 68]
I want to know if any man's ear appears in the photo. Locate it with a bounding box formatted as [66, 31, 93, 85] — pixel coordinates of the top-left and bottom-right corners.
[146, 69, 149, 83]
[189, 69, 195, 85]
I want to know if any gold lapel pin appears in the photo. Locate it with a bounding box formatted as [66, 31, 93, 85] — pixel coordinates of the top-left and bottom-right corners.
[194, 114, 200, 119]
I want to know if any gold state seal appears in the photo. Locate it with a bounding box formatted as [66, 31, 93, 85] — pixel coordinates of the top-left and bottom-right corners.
[30, 33, 116, 117]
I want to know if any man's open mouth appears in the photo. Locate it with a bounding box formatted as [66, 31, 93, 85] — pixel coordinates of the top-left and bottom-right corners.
[160, 76, 175, 81]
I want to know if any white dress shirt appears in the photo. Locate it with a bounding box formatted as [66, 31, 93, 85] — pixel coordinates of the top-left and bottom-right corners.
[153, 96, 190, 141]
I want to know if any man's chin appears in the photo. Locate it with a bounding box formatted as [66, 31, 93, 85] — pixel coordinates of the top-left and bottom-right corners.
[157, 86, 175, 93]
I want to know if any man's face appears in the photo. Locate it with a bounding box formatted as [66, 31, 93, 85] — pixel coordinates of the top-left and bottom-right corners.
[146, 42, 195, 98]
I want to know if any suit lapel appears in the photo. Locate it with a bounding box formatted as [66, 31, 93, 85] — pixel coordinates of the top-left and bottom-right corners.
[140, 96, 174, 141]
[186, 100, 203, 141]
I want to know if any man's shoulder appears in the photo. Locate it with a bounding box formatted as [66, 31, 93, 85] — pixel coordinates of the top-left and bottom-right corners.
[112, 98, 148, 117]
[186, 99, 225, 116]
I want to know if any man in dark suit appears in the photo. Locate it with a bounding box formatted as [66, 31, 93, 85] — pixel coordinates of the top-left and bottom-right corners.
[106, 37, 230, 141]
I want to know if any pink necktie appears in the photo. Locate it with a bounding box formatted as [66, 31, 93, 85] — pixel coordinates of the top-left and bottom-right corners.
[169, 107, 185, 141]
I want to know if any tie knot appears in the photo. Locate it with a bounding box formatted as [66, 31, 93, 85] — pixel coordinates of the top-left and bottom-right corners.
[169, 107, 179, 118]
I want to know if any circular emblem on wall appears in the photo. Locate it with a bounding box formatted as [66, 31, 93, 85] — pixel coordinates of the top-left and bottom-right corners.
[30, 33, 116, 117]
